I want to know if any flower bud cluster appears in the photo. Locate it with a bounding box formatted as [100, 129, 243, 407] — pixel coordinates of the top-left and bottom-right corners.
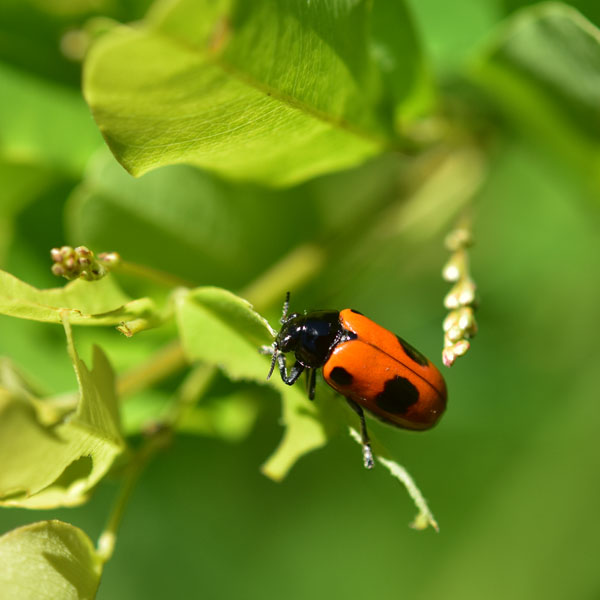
[50, 246, 121, 281]
[441, 228, 477, 367]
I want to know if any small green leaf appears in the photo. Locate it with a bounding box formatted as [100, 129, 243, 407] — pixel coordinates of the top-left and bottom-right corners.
[0, 520, 102, 600]
[175, 287, 273, 381]
[82, 0, 419, 185]
[0, 319, 125, 508]
[471, 3, 600, 188]
[261, 385, 342, 481]
[0, 270, 159, 331]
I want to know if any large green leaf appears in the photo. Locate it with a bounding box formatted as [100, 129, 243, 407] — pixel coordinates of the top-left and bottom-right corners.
[0, 320, 124, 508]
[0, 270, 159, 331]
[471, 3, 600, 188]
[0, 520, 102, 600]
[83, 0, 426, 185]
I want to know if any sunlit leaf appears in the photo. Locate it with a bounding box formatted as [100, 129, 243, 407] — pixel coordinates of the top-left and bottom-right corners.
[0, 320, 124, 508]
[261, 384, 342, 481]
[174, 286, 342, 477]
[174, 287, 273, 381]
[83, 0, 426, 185]
[0, 270, 159, 331]
[0, 520, 102, 600]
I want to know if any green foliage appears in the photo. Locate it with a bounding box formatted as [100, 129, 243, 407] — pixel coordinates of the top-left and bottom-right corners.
[1, 1, 600, 599]
[0, 270, 158, 328]
[83, 0, 429, 184]
[471, 2, 600, 188]
[0, 319, 124, 508]
[0, 520, 102, 600]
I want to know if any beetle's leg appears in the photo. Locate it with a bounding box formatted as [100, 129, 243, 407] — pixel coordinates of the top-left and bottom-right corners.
[276, 352, 305, 385]
[261, 344, 279, 380]
[345, 398, 374, 469]
[281, 291, 291, 323]
[306, 368, 316, 400]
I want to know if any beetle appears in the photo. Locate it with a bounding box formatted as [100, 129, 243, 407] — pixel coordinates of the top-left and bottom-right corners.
[263, 293, 447, 469]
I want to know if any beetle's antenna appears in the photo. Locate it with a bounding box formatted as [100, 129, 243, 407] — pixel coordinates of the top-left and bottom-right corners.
[281, 291, 290, 323]
[266, 348, 278, 380]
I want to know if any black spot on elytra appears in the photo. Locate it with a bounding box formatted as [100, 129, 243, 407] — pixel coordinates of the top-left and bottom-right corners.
[329, 366, 353, 386]
[396, 336, 428, 366]
[350, 309, 364, 316]
[375, 375, 419, 414]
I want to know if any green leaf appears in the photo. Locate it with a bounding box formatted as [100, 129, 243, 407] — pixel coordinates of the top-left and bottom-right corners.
[0, 520, 102, 600]
[66, 151, 323, 288]
[407, 0, 502, 73]
[175, 287, 272, 380]
[261, 385, 342, 481]
[83, 0, 423, 185]
[0, 319, 125, 508]
[471, 3, 600, 188]
[370, 1, 435, 123]
[174, 286, 341, 478]
[0, 270, 159, 331]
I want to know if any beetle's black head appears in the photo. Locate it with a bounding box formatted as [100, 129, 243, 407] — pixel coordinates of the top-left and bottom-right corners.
[275, 313, 304, 353]
[266, 294, 345, 380]
[276, 310, 342, 368]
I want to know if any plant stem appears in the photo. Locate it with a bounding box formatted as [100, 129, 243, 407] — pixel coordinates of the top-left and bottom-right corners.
[118, 260, 196, 289]
[240, 242, 325, 310]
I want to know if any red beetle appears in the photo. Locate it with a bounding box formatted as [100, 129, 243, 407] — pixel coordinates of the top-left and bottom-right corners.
[265, 293, 447, 468]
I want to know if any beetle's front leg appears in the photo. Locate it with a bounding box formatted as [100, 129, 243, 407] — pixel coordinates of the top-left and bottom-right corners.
[276, 352, 305, 385]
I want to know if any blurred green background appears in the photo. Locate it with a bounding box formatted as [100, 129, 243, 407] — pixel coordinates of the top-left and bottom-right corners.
[1, 0, 599, 599]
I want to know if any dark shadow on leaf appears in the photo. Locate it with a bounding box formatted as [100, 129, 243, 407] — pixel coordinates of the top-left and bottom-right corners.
[51, 455, 94, 489]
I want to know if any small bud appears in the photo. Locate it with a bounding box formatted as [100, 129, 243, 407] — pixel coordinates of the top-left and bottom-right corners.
[457, 307, 477, 337]
[445, 228, 472, 252]
[76, 246, 92, 257]
[98, 252, 121, 268]
[446, 324, 464, 343]
[441, 223, 478, 367]
[442, 340, 470, 367]
[444, 278, 476, 309]
[50, 245, 119, 282]
[442, 249, 468, 282]
[443, 310, 458, 332]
